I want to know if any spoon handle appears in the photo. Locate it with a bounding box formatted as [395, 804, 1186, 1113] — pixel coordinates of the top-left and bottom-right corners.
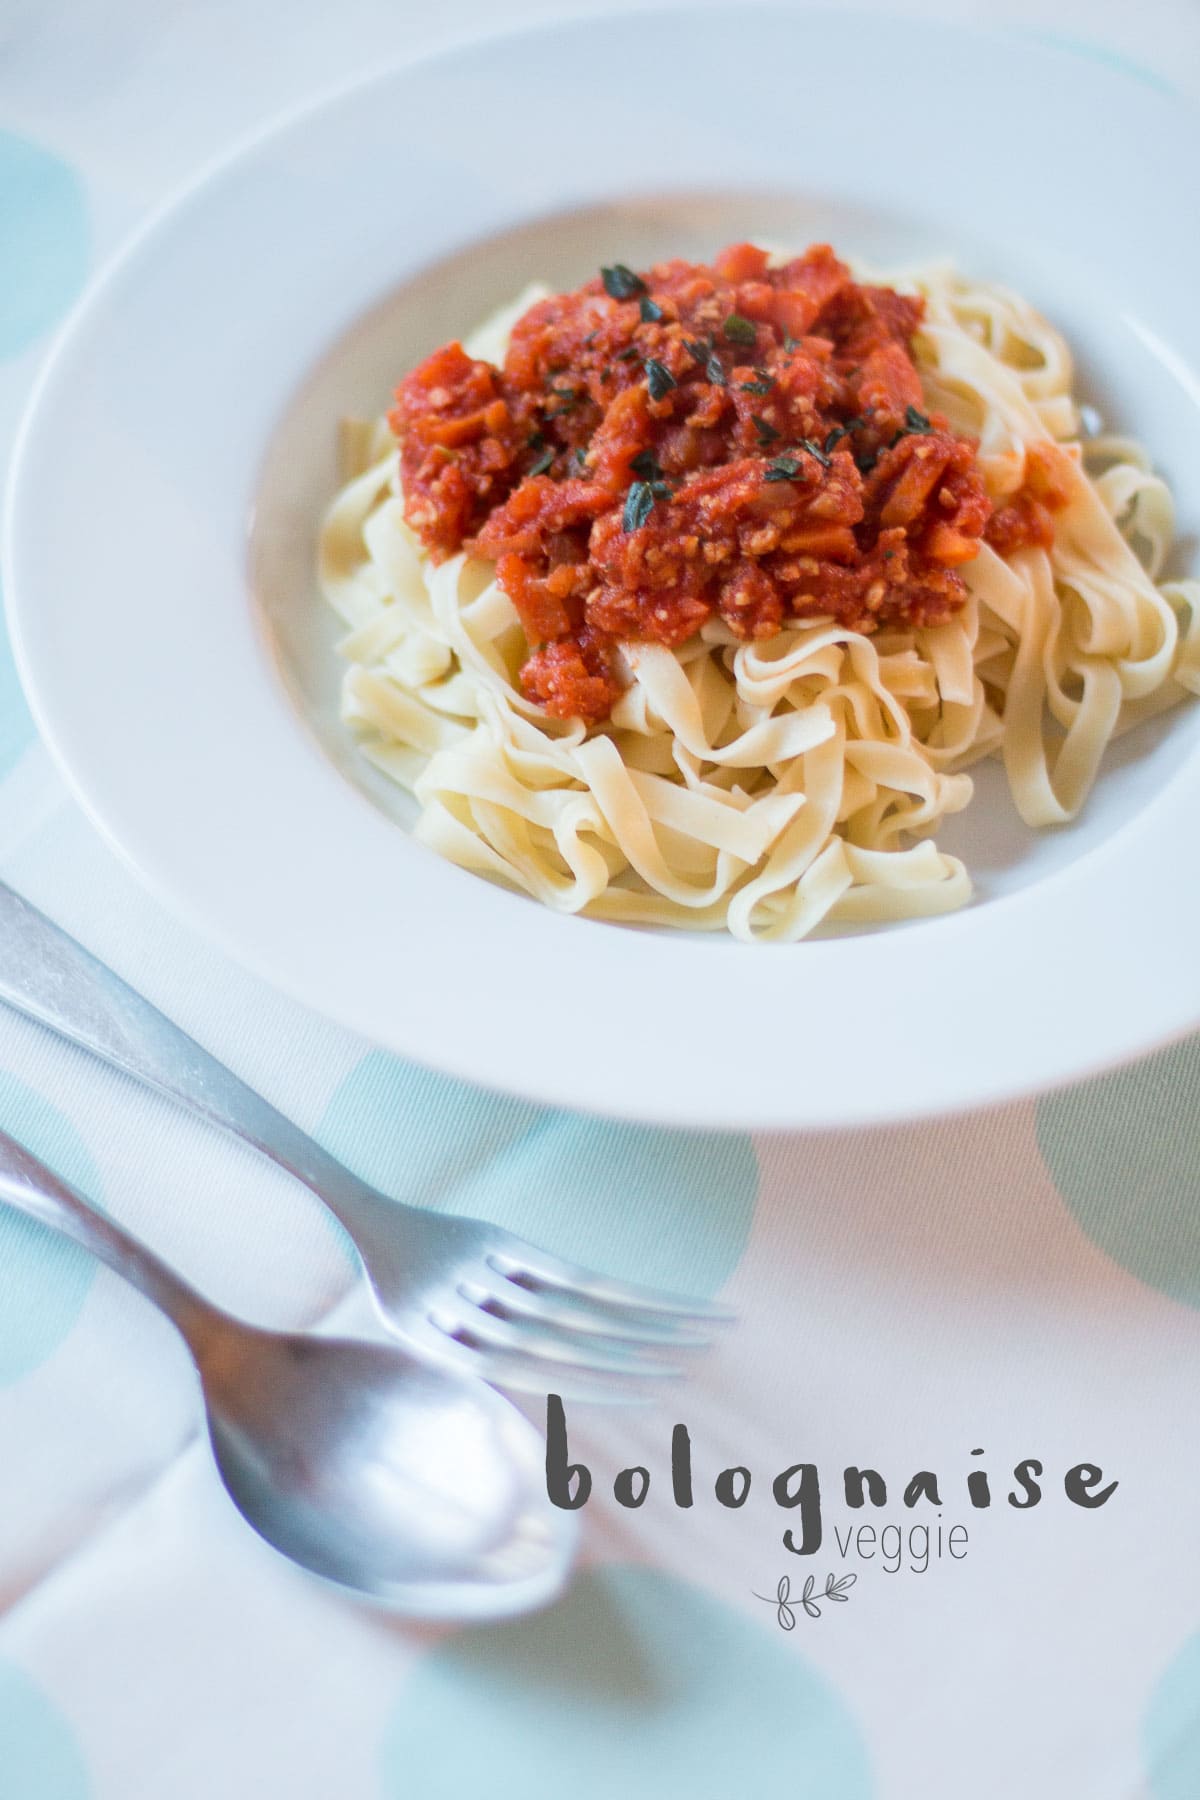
[0, 880, 378, 1220]
[0, 1127, 217, 1344]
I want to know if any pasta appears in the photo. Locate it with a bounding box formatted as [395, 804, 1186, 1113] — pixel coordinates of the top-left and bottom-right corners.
[318, 258, 1200, 942]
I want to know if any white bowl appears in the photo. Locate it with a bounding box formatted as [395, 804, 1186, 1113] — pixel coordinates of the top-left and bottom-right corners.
[6, 8, 1200, 1130]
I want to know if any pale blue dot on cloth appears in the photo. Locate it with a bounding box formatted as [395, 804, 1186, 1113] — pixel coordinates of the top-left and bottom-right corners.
[0, 1659, 89, 1798]
[0, 131, 89, 358]
[0, 1072, 99, 1381]
[318, 1053, 757, 1296]
[380, 1566, 871, 1800]
[1035, 1038, 1200, 1307]
[1144, 1631, 1200, 1798]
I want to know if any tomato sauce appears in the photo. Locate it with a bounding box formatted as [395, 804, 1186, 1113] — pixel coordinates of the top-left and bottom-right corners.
[983, 441, 1074, 558]
[391, 244, 1049, 723]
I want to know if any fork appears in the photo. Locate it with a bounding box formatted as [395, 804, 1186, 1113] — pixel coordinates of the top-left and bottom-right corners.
[0, 882, 728, 1398]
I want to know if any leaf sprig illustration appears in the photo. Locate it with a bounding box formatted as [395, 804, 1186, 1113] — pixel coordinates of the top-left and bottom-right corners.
[754, 1571, 856, 1627]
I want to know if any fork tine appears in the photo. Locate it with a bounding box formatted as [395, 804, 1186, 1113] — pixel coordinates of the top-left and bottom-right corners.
[410, 1313, 666, 1404]
[462, 1275, 713, 1349]
[486, 1247, 736, 1324]
[430, 1301, 685, 1380]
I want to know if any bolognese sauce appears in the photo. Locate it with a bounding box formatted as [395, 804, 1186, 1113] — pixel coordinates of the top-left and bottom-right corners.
[391, 243, 1061, 723]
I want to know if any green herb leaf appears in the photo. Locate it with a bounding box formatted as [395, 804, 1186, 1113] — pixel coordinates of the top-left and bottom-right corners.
[752, 414, 780, 445]
[879, 404, 932, 448]
[764, 455, 801, 483]
[856, 450, 878, 475]
[739, 377, 774, 395]
[623, 480, 657, 531]
[629, 448, 664, 481]
[529, 447, 555, 477]
[798, 437, 832, 468]
[682, 335, 726, 381]
[723, 313, 758, 346]
[644, 358, 677, 401]
[601, 263, 647, 300]
[638, 295, 664, 322]
[615, 344, 641, 363]
[572, 446, 589, 471]
[823, 426, 848, 453]
[782, 332, 800, 352]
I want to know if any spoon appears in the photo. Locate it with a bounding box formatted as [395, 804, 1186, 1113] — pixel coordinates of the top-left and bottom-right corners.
[0, 1129, 575, 1618]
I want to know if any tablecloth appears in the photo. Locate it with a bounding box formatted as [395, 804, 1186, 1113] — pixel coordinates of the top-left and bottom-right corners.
[2, 2, 1200, 1794]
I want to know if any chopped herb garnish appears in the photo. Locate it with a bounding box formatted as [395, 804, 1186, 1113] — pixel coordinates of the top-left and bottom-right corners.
[529, 447, 555, 477]
[638, 295, 664, 322]
[526, 430, 546, 450]
[882, 407, 931, 449]
[682, 336, 726, 382]
[572, 446, 589, 471]
[582, 329, 599, 347]
[644, 358, 677, 401]
[752, 414, 780, 445]
[824, 425, 848, 453]
[601, 263, 647, 300]
[615, 344, 641, 362]
[739, 377, 774, 395]
[546, 386, 579, 417]
[856, 450, 878, 475]
[798, 436, 831, 468]
[877, 405, 935, 446]
[623, 480, 657, 531]
[764, 455, 802, 483]
[629, 448, 665, 480]
[782, 332, 800, 352]
[723, 313, 758, 346]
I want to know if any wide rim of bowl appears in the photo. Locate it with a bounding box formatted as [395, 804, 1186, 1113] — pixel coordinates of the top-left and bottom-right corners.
[5, 5, 1200, 1132]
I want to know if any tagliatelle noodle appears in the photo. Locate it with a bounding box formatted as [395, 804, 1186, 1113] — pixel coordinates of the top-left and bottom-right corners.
[318, 264, 1200, 942]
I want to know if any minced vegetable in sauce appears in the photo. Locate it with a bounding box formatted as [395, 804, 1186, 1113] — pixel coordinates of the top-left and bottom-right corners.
[391, 243, 1062, 723]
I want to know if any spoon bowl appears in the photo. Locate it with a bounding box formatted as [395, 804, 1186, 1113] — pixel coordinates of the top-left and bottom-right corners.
[201, 1324, 574, 1616]
[0, 1129, 575, 1619]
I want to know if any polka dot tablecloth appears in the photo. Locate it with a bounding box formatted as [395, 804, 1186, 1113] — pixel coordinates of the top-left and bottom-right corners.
[2, 2, 1200, 1794]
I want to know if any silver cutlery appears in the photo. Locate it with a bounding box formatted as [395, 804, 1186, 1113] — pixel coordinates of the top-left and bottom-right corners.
[0, 882, 728, 1399]
[0, 1128, 574, 1617]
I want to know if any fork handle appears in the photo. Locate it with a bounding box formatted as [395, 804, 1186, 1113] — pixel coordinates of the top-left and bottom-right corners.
[0, 880, 379, 1227]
